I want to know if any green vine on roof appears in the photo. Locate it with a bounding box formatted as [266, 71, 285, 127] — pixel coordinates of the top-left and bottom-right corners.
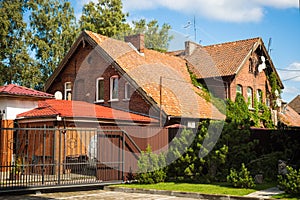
[187, 67, 226, 114]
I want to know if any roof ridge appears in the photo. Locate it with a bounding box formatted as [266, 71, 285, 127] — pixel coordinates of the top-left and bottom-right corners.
[204, 37, 261, 48]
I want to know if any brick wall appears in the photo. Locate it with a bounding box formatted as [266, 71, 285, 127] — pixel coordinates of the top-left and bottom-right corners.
[47, 42, 157, 118]
[230, 57, 271, 104]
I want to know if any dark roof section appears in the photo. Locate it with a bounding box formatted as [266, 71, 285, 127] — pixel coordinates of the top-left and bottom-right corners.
[288, 95, 300, 114]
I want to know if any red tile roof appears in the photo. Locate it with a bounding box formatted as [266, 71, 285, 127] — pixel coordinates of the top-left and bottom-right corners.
[85, 31, 225, 120]
[185, 38, 260, 78]
[278, 105, 300, 128]
[0, 84, 53, 98]
[17, 99, 157, 123]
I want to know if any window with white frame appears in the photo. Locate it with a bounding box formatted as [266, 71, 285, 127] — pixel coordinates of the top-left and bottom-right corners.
[64, 82, 72, 100]
[110, 76, 119, 101]
[257, 89, 263, 103]
[124, 82, 131, 100]
[96, 77, 104, 102]
[236, 84, 242, 95]
[247, 87, 253, 108]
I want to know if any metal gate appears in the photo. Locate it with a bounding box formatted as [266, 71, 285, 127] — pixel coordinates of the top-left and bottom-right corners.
[0, 126, 140, 192]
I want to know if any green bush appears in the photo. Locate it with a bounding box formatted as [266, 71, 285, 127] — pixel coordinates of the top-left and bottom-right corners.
[227, 163, 255, 188]
[278, 166, 300, 194]
[137, 145, 166, 184]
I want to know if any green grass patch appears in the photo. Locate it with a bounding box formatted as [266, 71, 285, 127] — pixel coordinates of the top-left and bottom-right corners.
[273, 193, 300, 200]
[113, 182, 276, 196]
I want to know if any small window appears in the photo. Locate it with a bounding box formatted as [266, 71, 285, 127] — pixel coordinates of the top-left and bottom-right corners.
[64, 82, 72, 100]
[124, 82, 131, 100]
[236, 84, 242, 95]
[257, 89, 263, 103]
[247, 87, 253, 108]
[96, 78, 104, 102]
[110, 76, 119, 101]
[249, 58, 254, 73]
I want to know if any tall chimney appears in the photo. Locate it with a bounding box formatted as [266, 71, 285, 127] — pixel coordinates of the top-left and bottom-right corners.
[125, 34, 145, 53]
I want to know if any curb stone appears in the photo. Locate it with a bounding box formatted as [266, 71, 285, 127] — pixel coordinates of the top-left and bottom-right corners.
[104, 186, 277, 200]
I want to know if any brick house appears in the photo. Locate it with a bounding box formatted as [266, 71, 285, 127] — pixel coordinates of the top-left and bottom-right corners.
[171, 38, 284, 109]
[44, 31, 225, 128]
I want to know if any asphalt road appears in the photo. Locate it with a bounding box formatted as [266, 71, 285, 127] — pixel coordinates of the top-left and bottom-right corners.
[0, 189, 205, 200]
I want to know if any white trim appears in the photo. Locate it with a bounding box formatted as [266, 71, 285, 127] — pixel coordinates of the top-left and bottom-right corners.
[124, 82, 131, 100]
[110, 75, 119, 101]
[64, 82, 72, 100]
[96, 77, 104, 103]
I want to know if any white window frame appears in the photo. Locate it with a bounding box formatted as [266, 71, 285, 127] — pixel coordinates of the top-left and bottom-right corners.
[96, 77, 104, 103]
[247, 87, 253, 108]
[64, 82, 72, 100]
[124, 82, 131, 100]
[236, 84, 242, 95]
[110, 75, 119, 101]
[257, 89, 263, 103]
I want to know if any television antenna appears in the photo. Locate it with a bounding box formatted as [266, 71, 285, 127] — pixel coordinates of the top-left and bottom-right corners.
[183, 16, 197, 41]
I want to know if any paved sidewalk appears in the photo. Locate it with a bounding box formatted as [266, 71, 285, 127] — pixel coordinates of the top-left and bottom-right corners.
[245, 187, 284, 199]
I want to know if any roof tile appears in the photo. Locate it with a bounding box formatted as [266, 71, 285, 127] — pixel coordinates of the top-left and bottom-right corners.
[17, 99, 156, 123]
[0, 84, 54, 98]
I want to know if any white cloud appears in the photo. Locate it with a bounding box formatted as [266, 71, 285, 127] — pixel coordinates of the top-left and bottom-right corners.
[123, 0, 298, 22]
[278, 62, 300, 82]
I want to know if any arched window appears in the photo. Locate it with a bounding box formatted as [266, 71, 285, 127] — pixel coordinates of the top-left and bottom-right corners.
[257, 89, 263, 103]
[110, 75, 119, 101]
[96, 77, 104, 102]
[247, 87, 253, 108]
[236, 84, 243, 95]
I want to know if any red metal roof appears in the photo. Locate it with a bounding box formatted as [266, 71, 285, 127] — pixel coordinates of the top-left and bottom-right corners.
[0, 84, 53, 98]
[17, 99, 157, 123]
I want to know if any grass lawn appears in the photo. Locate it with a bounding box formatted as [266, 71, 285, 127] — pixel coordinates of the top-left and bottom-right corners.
[113, 182, 276, 196]
[273, 193, 300, 200]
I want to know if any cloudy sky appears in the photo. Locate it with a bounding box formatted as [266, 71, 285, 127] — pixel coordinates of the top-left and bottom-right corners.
[71, 0, 300, 102]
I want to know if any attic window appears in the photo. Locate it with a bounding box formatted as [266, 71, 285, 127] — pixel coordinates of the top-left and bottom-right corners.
[64, 82, 72, 100]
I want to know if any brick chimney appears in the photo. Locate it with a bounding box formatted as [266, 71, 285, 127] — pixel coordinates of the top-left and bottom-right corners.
[125, 34, 145, 53]
[185, 41, 198, 56]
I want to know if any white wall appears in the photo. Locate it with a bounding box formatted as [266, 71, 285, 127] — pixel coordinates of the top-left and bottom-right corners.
[0, 98, 38, 120]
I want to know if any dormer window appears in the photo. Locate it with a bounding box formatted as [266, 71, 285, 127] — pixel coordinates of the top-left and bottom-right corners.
[110, 75, 119, 101]
[64, 82, 72, 100]
[96, 77, 104, 102]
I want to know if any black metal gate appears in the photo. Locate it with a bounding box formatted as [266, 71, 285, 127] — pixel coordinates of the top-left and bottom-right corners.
[0, 127, 139, 192]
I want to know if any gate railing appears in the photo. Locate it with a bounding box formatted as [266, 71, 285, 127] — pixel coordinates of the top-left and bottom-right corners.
[0, 127, 133, 191]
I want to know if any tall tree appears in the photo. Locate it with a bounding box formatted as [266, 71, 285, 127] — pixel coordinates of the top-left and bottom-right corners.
[80, 0, 130, 38]
[131, 19, 173, 52]
[0, 0, 32, 86]
[28, 0, 78, 87]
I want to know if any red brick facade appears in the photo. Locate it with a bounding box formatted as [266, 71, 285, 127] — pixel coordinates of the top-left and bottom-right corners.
[46, 42, 156, 118]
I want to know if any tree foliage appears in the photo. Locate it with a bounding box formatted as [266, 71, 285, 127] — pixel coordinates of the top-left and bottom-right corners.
[28, 0, 78, 87]
[131, 19, 173, 52]
[80, 0, 129, 37]
[0, 0, 32, 86]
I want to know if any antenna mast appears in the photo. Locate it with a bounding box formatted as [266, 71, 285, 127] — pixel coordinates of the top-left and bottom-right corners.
[193, 16, 196, 41]
[267, 37, 272, 54]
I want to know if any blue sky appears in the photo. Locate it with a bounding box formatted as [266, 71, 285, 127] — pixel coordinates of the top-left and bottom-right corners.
[71, 0, 300, 102]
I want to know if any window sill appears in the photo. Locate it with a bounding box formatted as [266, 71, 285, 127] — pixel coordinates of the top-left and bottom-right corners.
[108, 99, 119, 102]
[123, 98, 130, 102]
[94, 100, 104, 103]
